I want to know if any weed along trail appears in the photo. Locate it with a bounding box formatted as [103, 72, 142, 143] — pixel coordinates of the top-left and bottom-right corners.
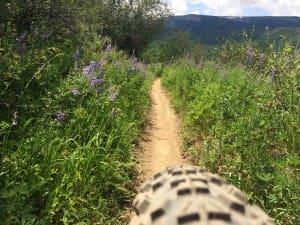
[137, 78, 187, 182]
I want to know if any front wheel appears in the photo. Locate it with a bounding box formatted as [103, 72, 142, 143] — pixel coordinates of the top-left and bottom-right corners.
[130, 166, 275, 225]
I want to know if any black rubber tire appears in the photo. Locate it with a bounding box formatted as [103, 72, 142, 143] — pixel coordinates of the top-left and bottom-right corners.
[130, 166, 275, 225]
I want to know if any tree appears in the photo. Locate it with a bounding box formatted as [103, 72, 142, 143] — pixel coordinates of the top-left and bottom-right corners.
[142, 30, 201, 63]
[0, 0, 81, 40]
[99, 0, 170, 54]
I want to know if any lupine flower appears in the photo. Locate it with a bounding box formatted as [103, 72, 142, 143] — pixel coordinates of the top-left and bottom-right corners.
[83, 66, 91, 76]
[17, 33, 26, 54]
[90, 78, 105, 87]
[108, 87, 119, 101]
[132, 62, 142, 72]
[83, 60, 102, 76]
[17, 33, 26, 43]
[56, 111, 66, 124]
[89, 61, 97, 68]
[96, 60, 103, 67]
[131, 56, 138, 63]
[43, 32, 50, 40]
[110, 92, 118, 101]
[74, 49, 81, 61]
[71, 89, 80, 96]
[108, 87, 114, 94]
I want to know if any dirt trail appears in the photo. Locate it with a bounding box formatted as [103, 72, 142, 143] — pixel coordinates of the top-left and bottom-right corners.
[137, 78, 187, 182]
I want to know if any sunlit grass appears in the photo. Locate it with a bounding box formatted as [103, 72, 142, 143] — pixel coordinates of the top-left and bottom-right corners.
[161, 44, 300, 225]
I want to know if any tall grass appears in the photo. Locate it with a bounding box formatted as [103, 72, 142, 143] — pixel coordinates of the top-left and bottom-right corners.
[161, 43, 300, 225]
[1, 29, 152, 224]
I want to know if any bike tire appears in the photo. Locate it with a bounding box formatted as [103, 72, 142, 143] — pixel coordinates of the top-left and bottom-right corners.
[130, 166, 275, 225]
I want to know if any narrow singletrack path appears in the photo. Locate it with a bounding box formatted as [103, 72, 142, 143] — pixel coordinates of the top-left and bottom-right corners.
[137, 78, 187, 182]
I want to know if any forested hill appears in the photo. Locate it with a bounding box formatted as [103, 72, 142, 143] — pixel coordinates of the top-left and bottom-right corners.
[168, 15, 300, 44]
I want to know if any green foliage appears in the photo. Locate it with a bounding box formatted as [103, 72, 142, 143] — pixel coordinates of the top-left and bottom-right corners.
[0, 1, 170, 55]
[98, 0, 170, 54]
[0, 1, 165, 224]
[0, 28, 152, 225]
[142, 30, 205, 63]
[161, 43, 300, 225]
[0, 1, 164, 225]
[0, 0, 81, 40]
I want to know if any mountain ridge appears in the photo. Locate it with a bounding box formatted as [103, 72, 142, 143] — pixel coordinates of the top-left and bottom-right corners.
[167, 14, 300, 45]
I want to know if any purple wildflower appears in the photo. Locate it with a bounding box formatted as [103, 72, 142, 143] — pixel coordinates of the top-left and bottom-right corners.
[108, 87, 113, 94]
[74, 49, 81, 61]
[96, 60, 103, 67]
[82, 66, 91, 76]
[108, 87, 119, 101]
[82, 59, 104, 76]
[17, 33, 26, 43]
[110, 92, 118, 101]
[131, 64, 139, 73]
[43, 32, 50, 40]
[17, 33, 26, 54]
[56, 111, 66, 124]
[90, 78, 105, 87]
[89, 61, 97, 68]
[71, 89, 80, 96]
[131, 56, 138, 63]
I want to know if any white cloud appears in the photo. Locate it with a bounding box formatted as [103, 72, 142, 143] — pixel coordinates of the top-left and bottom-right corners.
[163, 0, 189, 15]
[191, 10, 201, 15]
[162, 0, 300, 16]
[257, 0, 300, 16]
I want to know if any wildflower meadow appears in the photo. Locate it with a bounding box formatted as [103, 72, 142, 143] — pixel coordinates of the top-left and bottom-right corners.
[1, 31, 153, 225]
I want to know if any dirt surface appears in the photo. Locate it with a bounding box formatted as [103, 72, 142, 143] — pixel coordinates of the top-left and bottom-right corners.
[137, 78, 187, 183]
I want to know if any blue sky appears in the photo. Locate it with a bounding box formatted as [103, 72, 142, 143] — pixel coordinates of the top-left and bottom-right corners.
[162, 0, 300, 16]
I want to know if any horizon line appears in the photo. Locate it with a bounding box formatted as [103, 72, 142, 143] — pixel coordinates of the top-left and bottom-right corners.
[173, 14, 300, 18]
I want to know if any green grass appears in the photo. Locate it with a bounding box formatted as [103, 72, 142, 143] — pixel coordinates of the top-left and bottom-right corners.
[161, 53, 300, 225]
[0, 35, 153, 224]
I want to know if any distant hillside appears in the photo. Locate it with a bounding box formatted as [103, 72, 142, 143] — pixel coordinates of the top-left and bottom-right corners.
[167, 15, 300, 45]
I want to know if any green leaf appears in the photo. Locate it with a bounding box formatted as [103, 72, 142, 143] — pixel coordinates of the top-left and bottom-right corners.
[23, 118, 35, 129]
